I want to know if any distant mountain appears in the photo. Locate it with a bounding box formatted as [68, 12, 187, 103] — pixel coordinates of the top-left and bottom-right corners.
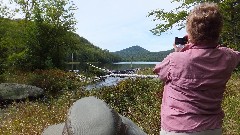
[115, 45, 150, 54]
[112, 45, 173, 62]
[114, 46, 150, 57]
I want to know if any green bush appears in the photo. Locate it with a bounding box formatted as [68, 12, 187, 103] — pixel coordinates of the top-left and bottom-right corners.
[0, 70, 33, 84]
[137, 67, 155, 75]
[88, 78, 163, 134]
[29, 69, 84, 97]
[0, 69, 86, 97]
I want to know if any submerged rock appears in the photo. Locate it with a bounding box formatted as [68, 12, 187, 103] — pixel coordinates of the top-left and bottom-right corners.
[0, 83, 44, 101]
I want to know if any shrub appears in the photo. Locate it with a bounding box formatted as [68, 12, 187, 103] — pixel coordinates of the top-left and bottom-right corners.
[88, 78, 163, 134]
[0, 70, 33, 84]
[29, 69, 84, 97]
[137, 67, 155, 75]
[1, 69, 86, 97]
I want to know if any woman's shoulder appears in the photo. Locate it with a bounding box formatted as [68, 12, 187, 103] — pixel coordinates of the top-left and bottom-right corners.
[167, 51, 193, 65]
[169, 50, 192, 59]
[218, 46, 240, 56]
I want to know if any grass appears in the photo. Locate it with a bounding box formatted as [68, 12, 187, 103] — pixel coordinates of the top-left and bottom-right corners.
[222, 73, 240, 135]
[0, 69, 239, 135]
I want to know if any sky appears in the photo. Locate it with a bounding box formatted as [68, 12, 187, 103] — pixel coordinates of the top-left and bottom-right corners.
[2, 0, 187, 52]
[75, 0, 186, 52]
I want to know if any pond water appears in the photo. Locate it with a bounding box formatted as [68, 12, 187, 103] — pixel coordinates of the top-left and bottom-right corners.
[109, 61, 159, 70]
[66, 61, 160, 71]
[67, 62, 160, 90]
[84, 77, 126, 90]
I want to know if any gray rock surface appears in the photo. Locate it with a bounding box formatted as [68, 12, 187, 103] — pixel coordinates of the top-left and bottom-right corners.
[0, 83, 44, 100]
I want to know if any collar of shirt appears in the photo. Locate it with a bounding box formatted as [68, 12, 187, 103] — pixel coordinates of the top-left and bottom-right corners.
[189, 43, 218, 49]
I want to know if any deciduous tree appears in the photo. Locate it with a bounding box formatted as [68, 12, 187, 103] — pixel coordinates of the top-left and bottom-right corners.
[10, 0, 77, 69]
[148, 0, 240, 49]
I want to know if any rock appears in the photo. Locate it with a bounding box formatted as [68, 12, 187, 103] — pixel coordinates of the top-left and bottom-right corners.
[0, 83, 44, 101]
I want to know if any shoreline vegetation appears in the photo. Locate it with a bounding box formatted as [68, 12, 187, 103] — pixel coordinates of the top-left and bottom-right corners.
[0, 68, 239, 135]
[0, 1, 239, 134]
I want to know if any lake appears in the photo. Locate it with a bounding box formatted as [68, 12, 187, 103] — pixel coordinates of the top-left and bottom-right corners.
[67, 61, 160, 71]
[67, 61, 160, 90]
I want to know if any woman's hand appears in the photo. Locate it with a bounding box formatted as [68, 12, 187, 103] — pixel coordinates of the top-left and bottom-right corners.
[173, 43, 184, 52]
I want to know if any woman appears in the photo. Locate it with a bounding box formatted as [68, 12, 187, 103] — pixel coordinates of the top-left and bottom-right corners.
[153, 2, 240, 135]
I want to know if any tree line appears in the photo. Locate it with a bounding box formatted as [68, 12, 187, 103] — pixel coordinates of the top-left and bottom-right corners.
[0, 0, 121, 74]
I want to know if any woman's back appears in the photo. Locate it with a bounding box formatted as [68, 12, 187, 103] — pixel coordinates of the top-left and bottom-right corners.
[157, 45, 240, 132]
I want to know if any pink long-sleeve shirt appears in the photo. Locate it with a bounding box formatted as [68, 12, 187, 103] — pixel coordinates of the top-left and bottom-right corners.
[153, 44, 240, 133]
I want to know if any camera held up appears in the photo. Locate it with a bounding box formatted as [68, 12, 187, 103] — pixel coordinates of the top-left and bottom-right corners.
[175, 36, 188, 45]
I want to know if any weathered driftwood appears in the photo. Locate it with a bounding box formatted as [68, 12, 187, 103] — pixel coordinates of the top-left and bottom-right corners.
[103, 74, 158, 78]
[86, 63, 158, 83]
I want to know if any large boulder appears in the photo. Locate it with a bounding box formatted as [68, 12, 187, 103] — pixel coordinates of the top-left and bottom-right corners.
[0, 83, 44, 101]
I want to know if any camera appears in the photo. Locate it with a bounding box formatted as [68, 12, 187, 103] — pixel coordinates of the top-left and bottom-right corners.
[175, 36, 188, 45]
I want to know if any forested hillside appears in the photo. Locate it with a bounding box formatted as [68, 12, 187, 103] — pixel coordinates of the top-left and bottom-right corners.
[0, 0, 123, 72]
[0, 18, 121, 72]
[112, 45, 173, 62]
[64, 33, 122, 64]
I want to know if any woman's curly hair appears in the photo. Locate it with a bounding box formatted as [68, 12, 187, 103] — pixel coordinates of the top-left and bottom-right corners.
[186, 2, 223, 44]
